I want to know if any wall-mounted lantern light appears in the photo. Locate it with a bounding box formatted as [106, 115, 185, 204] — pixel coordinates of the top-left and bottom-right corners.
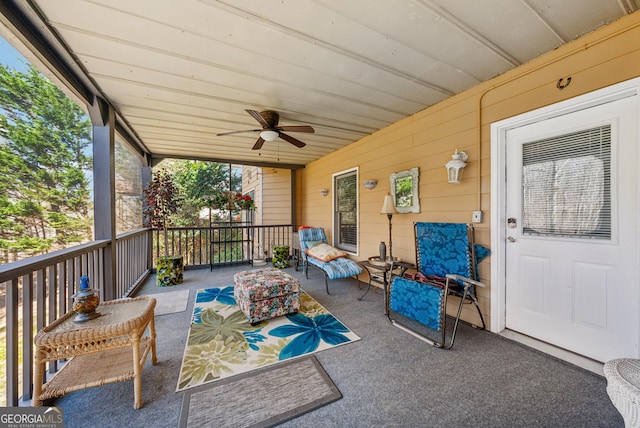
[445, 149, 468, 184]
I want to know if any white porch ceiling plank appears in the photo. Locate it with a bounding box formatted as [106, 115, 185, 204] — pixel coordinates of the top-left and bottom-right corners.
[96, 78, 380, 137]
[202, 0, 479, 94]
[313, 0, 519, 80]
[52, 24, 435, 119]
[131, 117, 360, 147]
[44, 0, 449, 108]
[22, 0, 633, 167]
[439, 0, 567, 64]
[525, 0, 630, 41]
[122, 108, 367, 151]
[142, 132, 339, 159]
[130, 116, 363, 145]
[146, 140, 316, 164]
[73, 49, 417, 129]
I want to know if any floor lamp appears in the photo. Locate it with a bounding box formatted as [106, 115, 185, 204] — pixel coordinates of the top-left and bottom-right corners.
[380, 195, 396, 261]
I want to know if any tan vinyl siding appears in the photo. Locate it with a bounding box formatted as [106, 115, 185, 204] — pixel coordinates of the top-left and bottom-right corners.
[243, 166, 292, 226]
[297, 12, 640, 327]
[261, 168, 292, 225]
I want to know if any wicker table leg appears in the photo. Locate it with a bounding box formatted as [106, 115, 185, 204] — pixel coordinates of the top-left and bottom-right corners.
[32, 361, 44, 406]
[132, 337, 143, 409]
[149, 315, 157, 365]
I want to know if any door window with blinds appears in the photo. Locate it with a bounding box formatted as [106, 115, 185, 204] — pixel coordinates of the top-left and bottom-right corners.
[333, 168, 358, 253]
[522, 124, 612, 239]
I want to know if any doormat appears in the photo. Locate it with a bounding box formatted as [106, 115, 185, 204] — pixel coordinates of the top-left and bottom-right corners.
[178, 355, 341, 428]
[152, 289, 190, 315]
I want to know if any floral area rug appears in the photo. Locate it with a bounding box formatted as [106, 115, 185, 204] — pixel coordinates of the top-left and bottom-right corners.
[176, 286, 361, 392]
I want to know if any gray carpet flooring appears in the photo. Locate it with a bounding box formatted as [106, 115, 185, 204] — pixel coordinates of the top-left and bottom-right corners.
[49, 265, 623, 427]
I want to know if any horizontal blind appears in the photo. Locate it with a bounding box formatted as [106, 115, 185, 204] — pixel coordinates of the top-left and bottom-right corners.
[522, 125, 611, 239]
[335, 170, 357, 250]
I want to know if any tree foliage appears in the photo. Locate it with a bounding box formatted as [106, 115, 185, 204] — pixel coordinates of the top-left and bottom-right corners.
[0, 64, 92, 262]
[158, 160, 242, 226]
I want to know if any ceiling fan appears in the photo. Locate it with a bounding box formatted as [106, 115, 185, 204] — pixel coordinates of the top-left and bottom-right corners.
[216, 109, 314, 150]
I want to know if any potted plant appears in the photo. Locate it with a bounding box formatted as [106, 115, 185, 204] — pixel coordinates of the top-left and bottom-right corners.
[234, 192, 255, 211]
[234, 192, 255, 226]
[143, 169, 184, 286]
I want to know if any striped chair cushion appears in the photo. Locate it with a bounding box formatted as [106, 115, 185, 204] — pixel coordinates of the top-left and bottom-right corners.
[307, 256, 362, 279]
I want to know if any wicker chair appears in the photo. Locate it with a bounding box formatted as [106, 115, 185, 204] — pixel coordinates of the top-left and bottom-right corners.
[604, 358, 640, 427]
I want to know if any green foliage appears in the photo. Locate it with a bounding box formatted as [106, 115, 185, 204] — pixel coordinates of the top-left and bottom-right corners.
[207, 191, 233, 210]
[0, 64, 92, 261]
[158, 160, 242, 226]
[172, 161, 230, 226]
[394, 176, 413, 207]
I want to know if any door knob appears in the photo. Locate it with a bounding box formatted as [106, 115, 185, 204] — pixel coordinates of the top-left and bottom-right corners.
[507, 236, 517, 242]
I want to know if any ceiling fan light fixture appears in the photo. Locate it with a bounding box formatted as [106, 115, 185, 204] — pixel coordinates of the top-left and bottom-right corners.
[259, 130, 279, 142]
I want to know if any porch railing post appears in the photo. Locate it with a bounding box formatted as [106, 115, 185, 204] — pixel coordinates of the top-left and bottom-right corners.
[90, 96, 116, 300]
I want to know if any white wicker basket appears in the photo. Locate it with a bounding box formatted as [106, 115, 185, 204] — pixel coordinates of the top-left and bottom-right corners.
[604, 358, 640, 427]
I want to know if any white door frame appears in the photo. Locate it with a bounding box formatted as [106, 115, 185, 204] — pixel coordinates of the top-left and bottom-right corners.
[490, 77, 640, 334]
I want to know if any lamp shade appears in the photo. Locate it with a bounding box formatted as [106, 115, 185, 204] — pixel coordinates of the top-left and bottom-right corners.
[259, 130, 279, 142]
[380, 195, 396, 214]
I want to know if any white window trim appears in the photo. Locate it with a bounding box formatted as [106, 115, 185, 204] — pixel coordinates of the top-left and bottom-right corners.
[332, 166, 359, 256]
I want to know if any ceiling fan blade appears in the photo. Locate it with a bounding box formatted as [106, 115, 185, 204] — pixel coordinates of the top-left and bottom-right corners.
[216, 128, 261, 136]
[277, 125, 314, 133]
[245, 109, 270, 128]
[279, 133, 306, 148]
[252, 137, 265, 150]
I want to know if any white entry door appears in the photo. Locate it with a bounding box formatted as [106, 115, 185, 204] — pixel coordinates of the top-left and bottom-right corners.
[505, 95, 639, 362]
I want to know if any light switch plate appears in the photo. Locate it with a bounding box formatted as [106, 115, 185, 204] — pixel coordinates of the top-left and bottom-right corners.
[472, 210, 483, 223]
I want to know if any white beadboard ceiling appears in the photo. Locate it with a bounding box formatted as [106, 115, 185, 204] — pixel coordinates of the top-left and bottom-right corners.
[3, 0, 638, 167]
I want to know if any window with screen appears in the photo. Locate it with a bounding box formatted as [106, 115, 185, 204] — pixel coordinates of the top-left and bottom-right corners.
[115, 137, 143, 234]
[333, 168, 358, 253]
[522, 124, 612, 239]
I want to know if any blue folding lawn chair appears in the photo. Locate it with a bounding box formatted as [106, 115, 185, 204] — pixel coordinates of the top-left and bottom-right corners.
[386, 222, 490, 349]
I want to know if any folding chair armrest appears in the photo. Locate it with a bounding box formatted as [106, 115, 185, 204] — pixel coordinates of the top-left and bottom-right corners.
[390, 261, 415, 270]
[388, 261, 416, 280]
[445, 274, 486, 288]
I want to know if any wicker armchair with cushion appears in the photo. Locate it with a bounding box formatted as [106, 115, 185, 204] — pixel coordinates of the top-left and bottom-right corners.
[298, 227, 362, 294]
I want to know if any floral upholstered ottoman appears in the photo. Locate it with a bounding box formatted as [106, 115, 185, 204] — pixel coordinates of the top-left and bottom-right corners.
[233, 267, 300, 324]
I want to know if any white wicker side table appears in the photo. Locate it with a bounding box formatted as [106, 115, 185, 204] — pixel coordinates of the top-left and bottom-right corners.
[604, 358, 640, 427]
[33, 296, 157, 409]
